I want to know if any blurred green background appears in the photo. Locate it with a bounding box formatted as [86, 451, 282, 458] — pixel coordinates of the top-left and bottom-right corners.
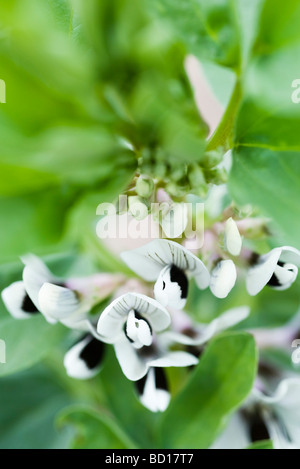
[0, 0, 300, 449]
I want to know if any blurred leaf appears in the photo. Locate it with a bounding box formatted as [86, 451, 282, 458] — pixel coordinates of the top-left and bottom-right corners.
[149, 0, 241, 68]
[0, 366, 73, 449]
[58, 405, 136, 449]
[230, 1, 300, 248]
[149, 0, 263, 70]
[234, 0, 300, 147]
[0, 188, 79, 262]
[100, 348, 159, 449]
[240, 279, 300, 329]
[160, 332, 257, 449]
[0, 316, 66, 377]
[74, 0, 207, 179]
[229, 149, 300, 250]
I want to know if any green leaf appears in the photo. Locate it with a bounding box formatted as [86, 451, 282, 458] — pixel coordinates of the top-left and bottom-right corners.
[229, 149, 300, 250]
[0, 188, 78, 262]
[230, 1, 300, 247]
[149, 0, 263, 71]
[234, 0, 300, 147]
[149, 0, 241, 68]
[0, 316, 66, 377]
[160, 332, 257, 449]
[0, 366, 73, 449]
[240, 279, 300, 329]
[58, 405, 136, 449]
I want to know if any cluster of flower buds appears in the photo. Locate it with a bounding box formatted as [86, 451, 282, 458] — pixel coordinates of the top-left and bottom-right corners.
[139, 148, 227, 199]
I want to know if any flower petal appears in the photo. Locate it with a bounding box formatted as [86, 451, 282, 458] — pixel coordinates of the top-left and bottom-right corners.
[254, 379, 300, 448]
[97, 293, 171, 342]
[224, 218, 242, 256]
[246, 246, 300, 296]
[210, 260, 237, 299]
[161, 203, 188, 239]
[114, 335, 148, 381]
[211, 306, 250, 335]
[22, 255, 56, 309]
[136, 368, 170, 413]
[149, 351, 198, 368]
[211, 413, 251, 450]
[247, 249, 282, 296]
[254, 378, 300, 407]
[154, 265, 188, 310]
[64, 335, 105, 380]
[121, 239, 210, 289]
[38, 282, 82, 321]
[1, 281, 39, 320]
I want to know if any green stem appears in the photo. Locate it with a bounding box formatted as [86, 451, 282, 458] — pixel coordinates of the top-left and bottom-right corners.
[206, 78, 242, 151]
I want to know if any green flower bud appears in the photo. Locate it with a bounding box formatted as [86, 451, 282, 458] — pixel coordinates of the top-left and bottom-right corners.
[204, 168, 228, 185]
[188, 164, 206, 188]
[166, 181, 188, 198]
[136, 175, 155, 198]
[203, 150, 224, 168]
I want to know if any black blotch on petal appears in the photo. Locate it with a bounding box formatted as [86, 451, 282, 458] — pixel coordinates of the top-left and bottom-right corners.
[123, 311, 153, 344]
[135, 375, 147, 396]
[242, 408, 270, 443]
[267, 261, 286, 288]
[124, 323, 134, 344]
[135, 368, 169, 398]
[154, 367, 169, 392]
[22, 294, 39, 314]
[79, 335, 105, 370]
[170, 265, 188, 299]
[135, 311, 153, 334]
[267, 274, 281, 288]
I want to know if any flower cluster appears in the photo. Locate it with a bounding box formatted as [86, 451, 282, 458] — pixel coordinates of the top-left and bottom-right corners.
[2, 214, 300, 417]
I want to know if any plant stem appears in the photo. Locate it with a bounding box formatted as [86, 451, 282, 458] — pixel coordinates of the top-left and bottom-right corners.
[206, 78, 242, 151]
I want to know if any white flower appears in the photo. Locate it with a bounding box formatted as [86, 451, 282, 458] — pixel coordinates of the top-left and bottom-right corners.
[97, 292, 198, 381]
[134, 306, 249, 413]
[2, 255, 121, 331]
[1, 281, 39, 320]
[247, 246, 300, 296]
[213, 379, 300, 449]
[121, 240, 210, 309]
[2, 255, 60, 324]
[224, 218, 242, 256]
[135, 367, 170, 413]
[210, 259, 237, 299]
[64, 334, 105, 380]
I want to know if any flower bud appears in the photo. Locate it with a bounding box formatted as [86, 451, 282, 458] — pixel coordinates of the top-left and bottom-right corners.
[224, 218, 242, 256]
[136, 175, 154, 198]
[210, 260, 237, 299]
[202, 150, 223, 168]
